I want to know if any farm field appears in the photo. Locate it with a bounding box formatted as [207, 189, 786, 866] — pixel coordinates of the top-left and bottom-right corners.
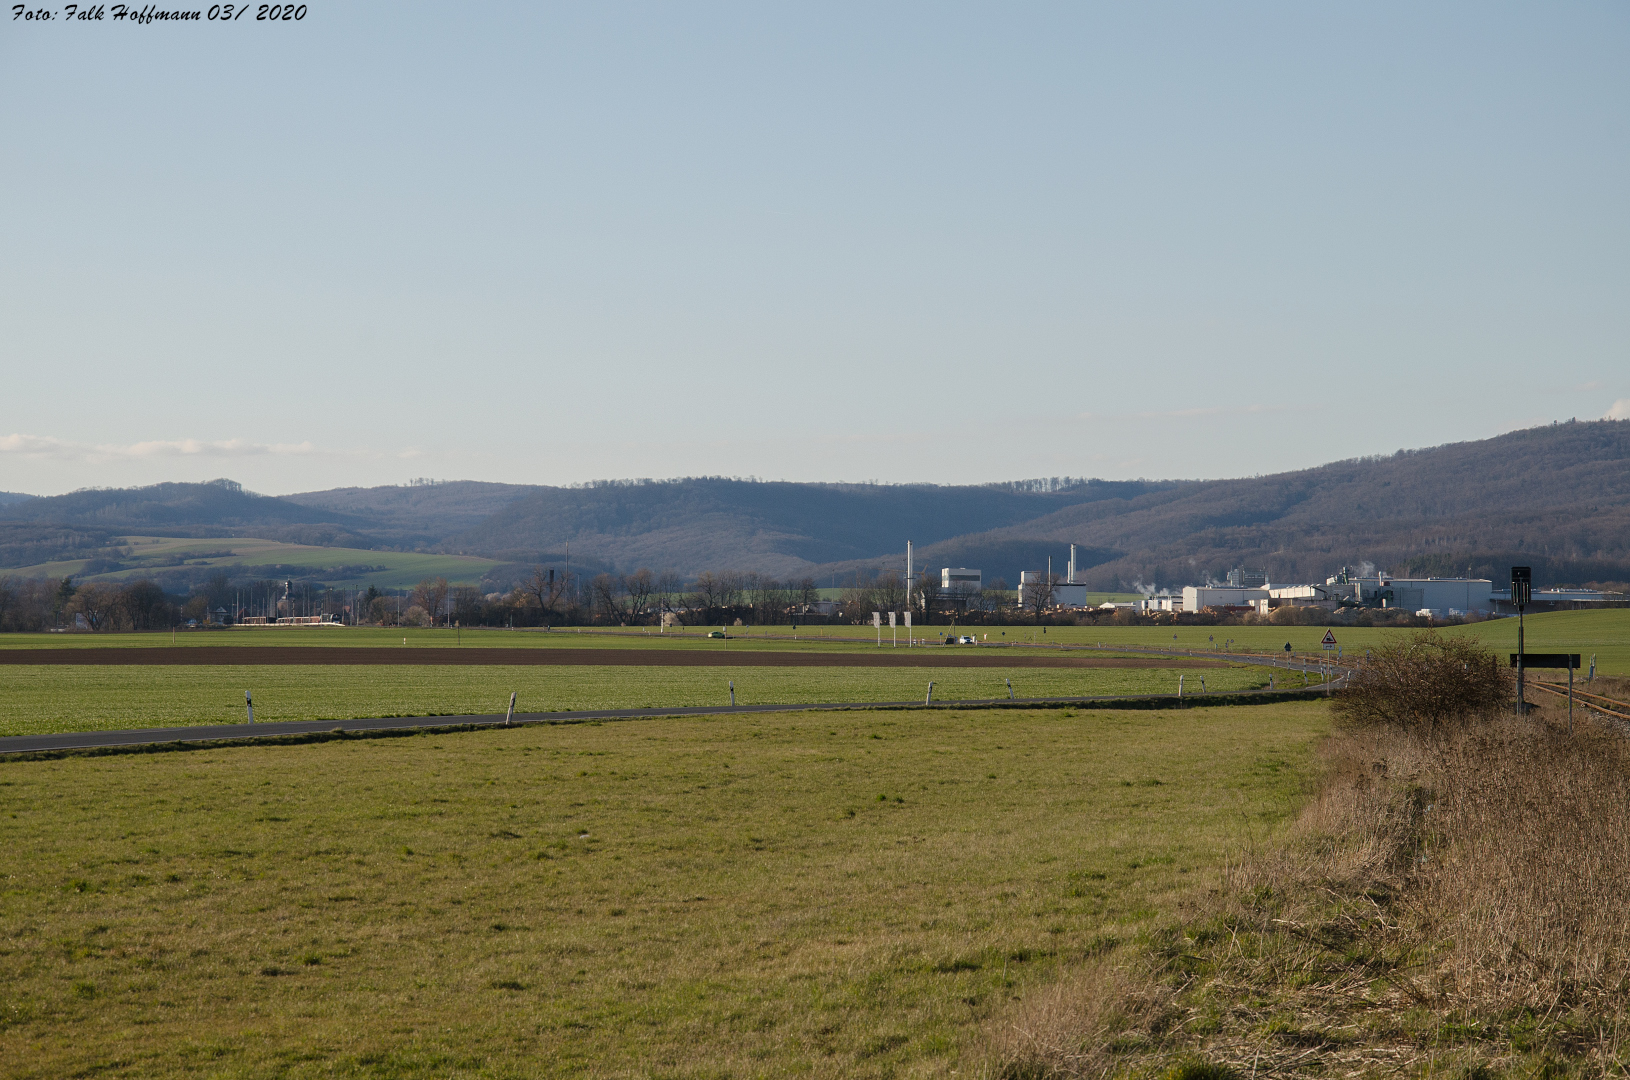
[6, 535, 501, 590]
[0, 701, 1328, 1078]
[0, 663, 1278, 738]
[0, 610, 1619, 664]
[1438, 607, 1630, 677]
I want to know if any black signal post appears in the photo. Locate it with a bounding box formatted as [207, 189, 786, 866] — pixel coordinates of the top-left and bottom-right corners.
[1512, 566, 1531, 714]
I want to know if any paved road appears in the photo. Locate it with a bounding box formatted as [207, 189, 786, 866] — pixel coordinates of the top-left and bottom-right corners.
[0, 685, 1336, 756]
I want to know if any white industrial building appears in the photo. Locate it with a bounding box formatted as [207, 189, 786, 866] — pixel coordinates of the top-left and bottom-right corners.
[1141, 589, 1183, 612]
[1183, 585, 1270, 612]
[1017, 570, 1093, 609]
[1016, 545, 1102, 609]
[1252, 574, 1497, 617]
[940, 567, 982, 593]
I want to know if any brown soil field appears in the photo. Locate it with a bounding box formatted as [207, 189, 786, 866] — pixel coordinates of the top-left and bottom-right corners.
[0, 646, 1231, 669]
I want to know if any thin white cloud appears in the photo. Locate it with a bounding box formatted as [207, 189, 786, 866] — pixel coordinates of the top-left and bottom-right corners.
[1076, 403, 1290, 421]
[0, 433, 318, 462]
[1607, 400, 1630, 421]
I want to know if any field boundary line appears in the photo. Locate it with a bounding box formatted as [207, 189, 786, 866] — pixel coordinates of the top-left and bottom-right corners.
[0, 686, 1337, 760]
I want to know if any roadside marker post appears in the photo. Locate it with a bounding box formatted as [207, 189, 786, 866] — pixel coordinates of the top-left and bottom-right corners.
[505, 692, 516, 726]
[1005, 678, 1014, 700]
[729, 681, 735, 707]
[925, 682, 934, 705]
[245, 690, 254, 725]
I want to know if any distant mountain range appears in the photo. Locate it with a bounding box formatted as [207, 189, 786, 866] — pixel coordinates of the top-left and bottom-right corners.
[4, 420, 1628, 589]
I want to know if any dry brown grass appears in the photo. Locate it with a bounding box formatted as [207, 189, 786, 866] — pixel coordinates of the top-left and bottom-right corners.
[981, 696, 1630, 1079]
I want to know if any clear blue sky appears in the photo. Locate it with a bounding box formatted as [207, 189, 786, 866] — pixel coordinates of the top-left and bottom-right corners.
[3, 2, 1626, 495]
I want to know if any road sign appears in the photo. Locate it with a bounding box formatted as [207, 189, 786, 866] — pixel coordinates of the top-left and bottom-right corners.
[1321, 630, 1337, 650]
[1509, 653, 1580, 669]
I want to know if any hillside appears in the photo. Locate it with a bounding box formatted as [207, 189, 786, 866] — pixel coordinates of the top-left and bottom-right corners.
[0, 479, 377, 546]
[282, 481, 540, 545]
[440, 478, 1167, 578]
[3, 421, 1627, 590]
[867, 419, 1630, 589]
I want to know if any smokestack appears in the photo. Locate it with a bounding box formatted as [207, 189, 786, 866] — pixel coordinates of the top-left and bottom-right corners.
[1069, 544, 1077, 584]
[906, 541, 913, 611]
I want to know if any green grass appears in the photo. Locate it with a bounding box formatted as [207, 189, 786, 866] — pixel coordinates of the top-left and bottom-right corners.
[1439, 608, 1630, 677]
[0, 623, 1332, 654]
[0, 663, 1279, 737]
[1, 607, 1619, 672]
[8, 535, 500, 589]
[0, 701, 1329, 1077]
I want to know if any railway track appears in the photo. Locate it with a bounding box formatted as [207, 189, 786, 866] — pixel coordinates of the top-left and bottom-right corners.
[1527, 679, 1630, 723]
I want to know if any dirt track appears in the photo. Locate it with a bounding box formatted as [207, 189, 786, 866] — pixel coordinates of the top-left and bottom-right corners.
[0, 647, 1230, 669]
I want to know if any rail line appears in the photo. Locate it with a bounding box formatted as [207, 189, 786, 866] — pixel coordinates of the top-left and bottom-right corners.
[1526, 679, 1630, 723]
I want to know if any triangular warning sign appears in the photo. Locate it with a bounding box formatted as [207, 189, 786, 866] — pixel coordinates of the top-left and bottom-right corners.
[1321, 630, 1337, 645]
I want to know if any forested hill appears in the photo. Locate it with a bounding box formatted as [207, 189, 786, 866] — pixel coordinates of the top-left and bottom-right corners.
[2, 420, 1627, 588]
[438, 478, 1167, 575]
[864, 419, 1630, 589]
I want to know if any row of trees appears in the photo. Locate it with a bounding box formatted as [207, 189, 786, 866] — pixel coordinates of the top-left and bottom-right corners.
[0, 576, 173, 632]
[2, 567, 1459, 633]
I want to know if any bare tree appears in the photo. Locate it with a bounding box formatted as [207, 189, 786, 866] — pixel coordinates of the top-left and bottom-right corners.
[874, 571, 906, 615]
[524, 565, 568, 617]
[622, 568, 656, 622]
[692, 572, 724, 613]
[412, 578, 450, 624]
[913, 570, 941, 620]
[1334, 632, 1508, 735]
[1023, 574, 1056, 624]
[718, 570, 745, 611]
[591, 573, 622, 621]
[655, 569, 686, 618]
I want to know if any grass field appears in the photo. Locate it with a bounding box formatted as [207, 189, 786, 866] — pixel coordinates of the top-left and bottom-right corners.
[7, 536, 501, 590]
[0, 701, 1328, 1078]
[3, 609, 1625, 670]
[0, 663, 1280, 737]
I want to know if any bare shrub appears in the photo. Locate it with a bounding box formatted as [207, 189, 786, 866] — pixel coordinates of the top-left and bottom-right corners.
[1332, 630, 1508, 734]
[983, 699, 1630, 1076]
[982, 956, 1157, 1080]
[1423, 718, 1630, 1011]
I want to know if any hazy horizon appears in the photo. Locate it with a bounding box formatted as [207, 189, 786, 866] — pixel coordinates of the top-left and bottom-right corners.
[4, 3, 1627, 497]
[1, 418, 1621, 501]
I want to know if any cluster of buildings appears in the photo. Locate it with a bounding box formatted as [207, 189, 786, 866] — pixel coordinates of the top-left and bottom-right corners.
[951, 550, 1622, 619]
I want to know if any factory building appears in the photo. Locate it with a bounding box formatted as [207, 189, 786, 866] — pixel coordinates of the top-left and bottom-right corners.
[1182, 585, 1269, 612]
[1016, 545, 1100, 608]
[1017, 570, 1092, 609]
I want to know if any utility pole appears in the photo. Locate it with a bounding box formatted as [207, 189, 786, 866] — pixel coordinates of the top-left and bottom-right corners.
[1512, 566, 1531, 714]
[905, 540, 913, 625]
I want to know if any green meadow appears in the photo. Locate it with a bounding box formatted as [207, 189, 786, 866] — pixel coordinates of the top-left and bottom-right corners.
[0, 663, 1277, 738]
[8, 535, 500, 590]
[5, 610, 1626, 674]
[0, 701, 1328, 1078]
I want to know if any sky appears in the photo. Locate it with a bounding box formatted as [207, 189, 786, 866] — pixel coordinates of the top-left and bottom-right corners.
[2, 2, 1627, 497]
